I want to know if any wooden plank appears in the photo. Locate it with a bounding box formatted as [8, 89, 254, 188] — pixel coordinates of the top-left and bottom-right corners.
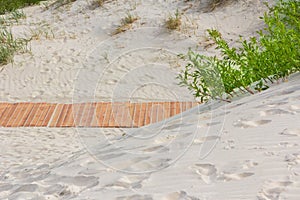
[170, 102, 176, 117]
[144, 102, 152, 126]
[139, 103, 147, 127]
[73, 103, 86, 127]
[18, 103, 35, 127]
[129, 102, 135, 127]
[175, 102, 182, 115]
[156, 103, 164, 122]
[0, 103, 9, 119]
[95, 102, 107, 127]
[102, 102, 112, 127]
[0, 101, 195, 128]
[6, 103, 23, 127]
[11, 103, 30, 127]
[79, 102, 92, 127]
[42, 104, 57, 127]
[185, 102, 193, 110]
[132, 103, 141, 127]
[163, 101, 171, 119]
[0, 103, 18, 127]
[48, 104, 64, 127]
[90, 103, 101, 127]
[23, 103, 42, 127]
[150, 103, 159, 124]
[117, 102, 131, 127]
[62, 104, 75, 127]
[84, 102, 96, 127]
[29, 103, 51, 127]
[110, 102, 124, 127]
[56, 104, 70, 127]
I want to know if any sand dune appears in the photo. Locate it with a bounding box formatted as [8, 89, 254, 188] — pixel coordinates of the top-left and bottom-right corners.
[1, 0, 299, 199]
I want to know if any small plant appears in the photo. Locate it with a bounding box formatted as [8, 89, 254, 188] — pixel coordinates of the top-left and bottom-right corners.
[91, 0, 106, 7]
[178, 0, 300, 103]
[0, 10, 26, 26]
[166, 9, 181, 30]
[47, 0, 77, 10]
[0, 28, 29, 66]
[0, 1, 30, 66]
[0, 0, 44, 14]
[112, 13, 138, 35]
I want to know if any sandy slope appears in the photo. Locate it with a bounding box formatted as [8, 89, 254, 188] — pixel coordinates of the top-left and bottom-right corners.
[0, 74, 299, 199]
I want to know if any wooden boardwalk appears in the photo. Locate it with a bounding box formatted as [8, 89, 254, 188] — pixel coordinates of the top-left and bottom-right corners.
[0, 102, 198, 128]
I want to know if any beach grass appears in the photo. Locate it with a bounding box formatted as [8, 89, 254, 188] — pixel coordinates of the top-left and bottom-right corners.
[0, 29, 29, 66]
[166, 9, 181, 30]
[112, 13, 138, 35]
[0, 0, 44, 14]
[0, 1, 32, 66]
[178, 0, 300, 102]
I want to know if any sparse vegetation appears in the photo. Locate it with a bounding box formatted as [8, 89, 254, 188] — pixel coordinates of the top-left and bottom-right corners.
[178, 0, 300, 102]
[166, 9, 181, 30]
[0, 28, 29, 66]
[0, 0, 44, 14]
[112, 13, 138, 35]
[0, 10, 26, 26]
[46, 0, 77, 10]
[206, 0, 234, 12]
[0, 1, 30, 66]
[90, 0, 106, 8]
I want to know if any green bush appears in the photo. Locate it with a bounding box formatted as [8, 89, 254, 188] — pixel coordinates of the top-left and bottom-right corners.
[178, 0, 300, 102]
[0, 0, 44, 14]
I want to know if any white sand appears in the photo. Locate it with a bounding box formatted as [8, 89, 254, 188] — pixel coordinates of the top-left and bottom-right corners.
[1, 74, 299, 199]
[1, 0, 300, 199]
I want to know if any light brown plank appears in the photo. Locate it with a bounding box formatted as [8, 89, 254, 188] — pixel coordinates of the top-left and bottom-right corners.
[56, 104, 70, 127]
[48, 104, 64, 127]
[62, 104, 75, 127]
[80, 102, 93, 127]
[0, 103, 18, 127]
[6, 103, 23, 127]
[42, 104, 57, 127]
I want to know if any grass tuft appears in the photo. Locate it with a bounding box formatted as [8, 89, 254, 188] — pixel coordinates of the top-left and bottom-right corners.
[0, 28, 29, 66]
[112, 13, 138, 35]
[0, 0, 44, 14]
[166, 9, 181, 30]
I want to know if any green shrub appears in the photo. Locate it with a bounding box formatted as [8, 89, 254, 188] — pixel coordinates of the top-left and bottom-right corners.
[0, 0, 44, 14]
[178, 0, 300, 102]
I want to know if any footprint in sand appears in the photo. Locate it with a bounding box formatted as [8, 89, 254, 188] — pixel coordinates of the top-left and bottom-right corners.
[193, 136, 220, 145]
[257, 180, 293, 200]
[163, 191, 199, 200]
[192, 163, 217, 184]
[242, 160, 259, 169]
[260, 109, 294, 116]
[233, 118, 272, 128]
[289, 104, 300, 112]
[105, 175, 149, 190]
[217, 172, 254, 182]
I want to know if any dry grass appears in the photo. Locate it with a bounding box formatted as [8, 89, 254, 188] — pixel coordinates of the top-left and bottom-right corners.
[166, 10, 181, 30]
[206, 0, 238, 12]
[112, 13, 138, 35]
